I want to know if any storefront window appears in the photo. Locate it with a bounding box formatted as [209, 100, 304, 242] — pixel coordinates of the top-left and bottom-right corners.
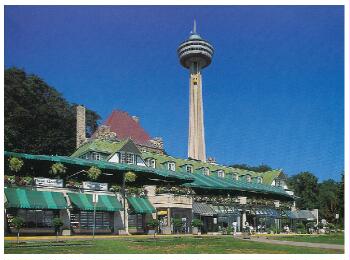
[7, 209, 58, 229]
[70, 210, 111, 231]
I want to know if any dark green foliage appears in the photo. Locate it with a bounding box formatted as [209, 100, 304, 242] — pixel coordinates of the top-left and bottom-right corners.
[5, 67, 100, 155]
[172, 218, 183, 234]
[287, 172, 319, 209]
[191, 219, 203, 228]
[147, 219, 159, 238]
[12, 216, 25, 244]
[229, 163, 272, 172]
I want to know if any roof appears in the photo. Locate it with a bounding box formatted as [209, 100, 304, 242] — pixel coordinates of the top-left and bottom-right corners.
[72, 139, 283, 186]
[96, 110, 152, 145]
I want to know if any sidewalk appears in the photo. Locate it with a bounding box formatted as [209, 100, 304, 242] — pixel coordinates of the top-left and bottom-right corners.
[244, 236, 344, 250]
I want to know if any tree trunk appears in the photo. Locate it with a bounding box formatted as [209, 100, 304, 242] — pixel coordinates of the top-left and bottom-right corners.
[17, 230, 19, 244]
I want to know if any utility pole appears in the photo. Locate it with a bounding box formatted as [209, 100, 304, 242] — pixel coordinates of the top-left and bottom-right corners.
[92, 193, 98, 240]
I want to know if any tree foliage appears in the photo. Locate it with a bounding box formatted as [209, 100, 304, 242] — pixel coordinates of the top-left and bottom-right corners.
[5, 67, 101, 155]
[229, 163, 272, 172]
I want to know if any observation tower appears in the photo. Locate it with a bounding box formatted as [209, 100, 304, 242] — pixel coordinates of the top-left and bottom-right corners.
[177, 21, 214, 162]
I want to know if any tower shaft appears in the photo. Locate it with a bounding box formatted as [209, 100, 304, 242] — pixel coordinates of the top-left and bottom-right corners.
[188, 70, 206, 161]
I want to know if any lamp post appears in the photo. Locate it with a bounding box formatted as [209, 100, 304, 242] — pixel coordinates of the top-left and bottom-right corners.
[92, 193, 98, 240]
[335, 213, 339, 233]
[122, 171, 126, 230]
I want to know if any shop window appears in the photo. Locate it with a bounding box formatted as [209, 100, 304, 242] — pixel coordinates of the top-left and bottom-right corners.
[70, 210, 111, 231]
[7, 209, 59, 229]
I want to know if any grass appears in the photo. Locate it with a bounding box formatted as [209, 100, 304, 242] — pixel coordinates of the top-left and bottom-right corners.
[4, 236, 344, 254]
[267, 233, 344, 245]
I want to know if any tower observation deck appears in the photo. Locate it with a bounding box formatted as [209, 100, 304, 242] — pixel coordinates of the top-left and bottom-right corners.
[177, 21, 214, 162]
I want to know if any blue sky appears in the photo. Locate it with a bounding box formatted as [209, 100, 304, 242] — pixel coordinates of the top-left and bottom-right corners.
[5, 6, 344, 181]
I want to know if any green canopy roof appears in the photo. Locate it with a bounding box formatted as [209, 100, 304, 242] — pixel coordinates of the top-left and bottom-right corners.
[5, 187, 67, 209]
[67, 193, 123, 211]
[4, 151, 194, 184]
[127, 197, 156, 214]
[183, 173, 293, 200]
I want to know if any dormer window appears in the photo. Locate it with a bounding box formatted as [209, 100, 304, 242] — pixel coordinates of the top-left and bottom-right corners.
[203, 168, 210, 176]
[186, 165, 193, 173]
[91, 152, 101, 161]
[246, 175, 252, 182]
[232, 173, 238, 181]
[120, 152, 135, 164]
[167, 162, 176, 171]
[217, 170, 225, 178]
[257, 177, 263, 184]
[146, 158, 156, 168]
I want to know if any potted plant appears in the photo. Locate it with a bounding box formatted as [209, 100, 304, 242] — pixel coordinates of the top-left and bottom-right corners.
[191, 219, 203, 235]
[172, 218, 183, 236]
[52, 218, 64, 242]
[12, 216, 25, 244]
[50, 163, 66, 177]
[9, 157, 24, 173]
[147, 219, 159, 238]
[87, 166, 101, 180]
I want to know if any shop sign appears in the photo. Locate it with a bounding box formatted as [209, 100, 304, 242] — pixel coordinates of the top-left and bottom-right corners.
[34, 177, 63, 188]
[157, 210, 168, 215]
[83, 181, 108, 191]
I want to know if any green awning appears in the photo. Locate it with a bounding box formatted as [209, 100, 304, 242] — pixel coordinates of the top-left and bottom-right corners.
[127, 197, 156, 214]
[4, 187, 67, 209]
[68, 193, 122, 211]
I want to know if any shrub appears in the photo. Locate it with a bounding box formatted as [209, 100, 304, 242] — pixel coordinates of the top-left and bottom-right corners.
[9, 157, 24, 173]
[172, 218, 183, 234]
[191, 219, 203, 228]
[296, 223, 306, 234]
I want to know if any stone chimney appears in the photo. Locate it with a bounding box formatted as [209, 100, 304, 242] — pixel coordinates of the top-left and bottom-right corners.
[132, 116, 139, 123]
[76, 105, 86, 148]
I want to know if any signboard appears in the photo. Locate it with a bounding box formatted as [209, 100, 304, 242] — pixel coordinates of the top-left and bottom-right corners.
[34, 177, 63, 188]
[83, 181, 108, 191]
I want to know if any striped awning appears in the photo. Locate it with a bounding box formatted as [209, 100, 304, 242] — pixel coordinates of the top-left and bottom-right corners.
[4, 187, 67, 209]
[192, 202, 216, 216]
[68, 193, 123, 211]
[127, 197, 156, 214]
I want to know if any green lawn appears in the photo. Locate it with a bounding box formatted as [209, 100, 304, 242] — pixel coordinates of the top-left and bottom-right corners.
[4, 236, 344, 254]
[268, 233, 344, 245]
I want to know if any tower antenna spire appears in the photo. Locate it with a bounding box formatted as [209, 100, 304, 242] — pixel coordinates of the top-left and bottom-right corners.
[193, 19, 197, 34]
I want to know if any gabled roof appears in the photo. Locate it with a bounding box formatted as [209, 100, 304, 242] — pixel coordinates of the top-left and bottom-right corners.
[96, 110, 152, 145]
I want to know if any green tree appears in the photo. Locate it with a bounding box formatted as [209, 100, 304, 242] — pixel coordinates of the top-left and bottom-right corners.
[52, 218, 64, 242]
[229, 163, 272, 172]
[147, 219, 159, 238]
[12, 216, 25, 244]
[287, 172, 319, 209]
[5, 67, 100, 155]
[172, 218, 184, 235]
[318, 179, 340, 223]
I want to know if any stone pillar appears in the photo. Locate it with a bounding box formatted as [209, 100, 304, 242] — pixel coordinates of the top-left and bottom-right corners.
[188, 72, 206, 162]
[60, 209, 71, 235]
[76, 105, 86, 148]
[242, 211, 247, 229]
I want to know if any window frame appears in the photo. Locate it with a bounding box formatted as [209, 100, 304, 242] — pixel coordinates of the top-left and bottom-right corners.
[167, 162, 176, 171]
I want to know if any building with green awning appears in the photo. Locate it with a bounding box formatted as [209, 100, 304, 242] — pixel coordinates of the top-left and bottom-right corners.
[127, 197, 156, 214]
[68, 193, 122, 211]
[5, 187, 67, 209]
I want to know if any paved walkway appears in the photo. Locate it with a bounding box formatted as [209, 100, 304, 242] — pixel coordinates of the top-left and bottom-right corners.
[241, 236, 344, 250]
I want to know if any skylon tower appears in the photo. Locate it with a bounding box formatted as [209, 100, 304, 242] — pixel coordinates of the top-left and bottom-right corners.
[177, 21, 214, 162]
